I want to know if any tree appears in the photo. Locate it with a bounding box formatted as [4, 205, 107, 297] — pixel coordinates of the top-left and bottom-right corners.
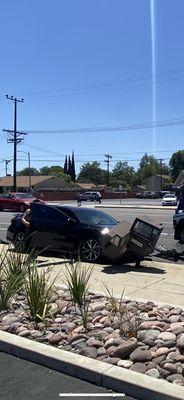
[111, 161, 135, 188]
[162, 164, 170, 176]
[63, 156, 68, 174]
[40, 165, 64, 176]
[67, 156, 72, 177]
[17, 167, 40, 176]
[77, 162, 106, 185]
[138, 153, 160, 182]
[39, 165, 72, 184]
[169, 150, 184, 181]
[71, 151, 76, 182]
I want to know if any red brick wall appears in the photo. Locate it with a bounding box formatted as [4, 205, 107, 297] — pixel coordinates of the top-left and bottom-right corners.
[34, 191, 136, 201]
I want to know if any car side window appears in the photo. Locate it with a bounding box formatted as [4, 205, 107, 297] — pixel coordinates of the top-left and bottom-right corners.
[36, 205, 69, 223]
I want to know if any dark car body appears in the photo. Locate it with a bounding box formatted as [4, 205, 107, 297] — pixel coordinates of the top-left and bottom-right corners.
[0, 192, 40, 212]
[173, 210, 184, 243]
[6, 203, 118, 261]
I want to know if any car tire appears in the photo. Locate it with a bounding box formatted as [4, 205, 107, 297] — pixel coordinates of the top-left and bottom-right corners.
[178, 227, 184, 244]
[80, 238, 102, 262]
[19, 204, 26, 212]
[14, 231, 26, 249]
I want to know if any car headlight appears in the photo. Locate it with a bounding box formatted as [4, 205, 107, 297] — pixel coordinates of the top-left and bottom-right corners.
[24, 201, 30, 205]
[101, 227, 109, 235]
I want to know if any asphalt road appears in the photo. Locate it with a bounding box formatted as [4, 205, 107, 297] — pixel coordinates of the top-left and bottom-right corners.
[0, 199, 176, 250]
[0, 352, 135, 400]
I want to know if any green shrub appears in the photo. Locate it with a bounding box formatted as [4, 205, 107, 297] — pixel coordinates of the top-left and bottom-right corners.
[65, 259, 93, 330]
[24, 263, 57, 322]
[0, 246, 31, 310]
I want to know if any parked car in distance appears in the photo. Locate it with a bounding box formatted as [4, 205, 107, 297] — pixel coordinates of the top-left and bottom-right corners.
[136, 191, 153, 199]
[162, 193, 177, 206]
[173, 210, 184, 243]
[0, 193, 42, 212]
[6, 203, 118, 262]
[81, 191, 101, 202]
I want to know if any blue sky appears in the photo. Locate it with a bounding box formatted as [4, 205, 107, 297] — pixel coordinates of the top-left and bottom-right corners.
[1, 0, 184, 176]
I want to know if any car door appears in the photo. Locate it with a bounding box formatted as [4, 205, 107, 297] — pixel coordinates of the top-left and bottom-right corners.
[0, 194, 11, 210]
[28, 204, 79, 253]
[7, 194, 18, 211]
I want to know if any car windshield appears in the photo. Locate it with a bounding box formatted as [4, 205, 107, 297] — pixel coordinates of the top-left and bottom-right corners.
[15, 193, 34, 199]
[164, 194, 175, 198]
[73, 208, 117, 225]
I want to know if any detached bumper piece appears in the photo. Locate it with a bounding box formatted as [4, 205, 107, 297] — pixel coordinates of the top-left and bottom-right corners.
[101, 217, 163, 265]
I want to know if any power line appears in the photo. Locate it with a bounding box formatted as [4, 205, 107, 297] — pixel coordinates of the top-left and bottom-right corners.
[24, 117, 184, 134]
[2, 66, 184, 100]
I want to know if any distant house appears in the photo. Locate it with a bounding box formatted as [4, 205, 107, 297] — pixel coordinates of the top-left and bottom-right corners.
[76, 182, 97, 191]
[145, 175, 170, 191]
[133, 185, 146, 193]
[0, 175, 71, 193]
[174, 170, 184, 188]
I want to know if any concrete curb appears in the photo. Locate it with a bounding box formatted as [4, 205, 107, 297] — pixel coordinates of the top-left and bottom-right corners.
[0, 331, 184, 399]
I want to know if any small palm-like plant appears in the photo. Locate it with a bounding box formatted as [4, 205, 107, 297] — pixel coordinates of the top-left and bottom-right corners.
[0, 245, 32, 310]
[65, 259, 93, 330]
[24, 263, 57, 322]
[65, 259, 93, 307]
[103, 282, 125, 315]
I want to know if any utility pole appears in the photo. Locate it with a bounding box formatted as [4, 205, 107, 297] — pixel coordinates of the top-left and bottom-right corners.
[3, 95, 26, 191]
[2, 159, 11, 176]
[104, 154, 112, 187]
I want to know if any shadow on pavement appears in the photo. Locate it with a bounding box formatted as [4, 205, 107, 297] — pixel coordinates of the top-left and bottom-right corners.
[102, 262, 166, 275]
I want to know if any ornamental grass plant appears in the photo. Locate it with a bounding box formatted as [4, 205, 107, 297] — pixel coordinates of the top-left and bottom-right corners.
[0, 245, 32, 310]
[65, 259, 93, 329]
[24, 263, 58, 323]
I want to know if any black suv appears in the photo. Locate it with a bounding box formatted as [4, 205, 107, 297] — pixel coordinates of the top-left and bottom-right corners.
[6, 203, 117, 262]
[173, 211, 184, 243]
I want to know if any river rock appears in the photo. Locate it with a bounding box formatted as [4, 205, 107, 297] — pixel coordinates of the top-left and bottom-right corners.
[80, 346, 97, 359]
[143, 329, 160, 345]
[113, 338, 137, 358]
[117, 359, 133, 368]
[158, 332, 176, 342]
[47, 332, 66, 344]
[177, 333, 184, 350]
[97, 347, 107, 356]
[130, 347, 152, 362]
[104, 337, 122, 349]
[166, 374, 184, 383]
[86, 338, 103, 348]
[130, 362, 146, 374]
[145, 368, 160, 379]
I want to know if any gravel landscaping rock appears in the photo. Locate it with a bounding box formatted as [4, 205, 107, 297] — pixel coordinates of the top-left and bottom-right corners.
[2, 286, 184, 386]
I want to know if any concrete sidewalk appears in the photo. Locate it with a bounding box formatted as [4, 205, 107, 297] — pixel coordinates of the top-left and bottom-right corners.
[0, 244, 183, 306]
[37, 255, 184, 307]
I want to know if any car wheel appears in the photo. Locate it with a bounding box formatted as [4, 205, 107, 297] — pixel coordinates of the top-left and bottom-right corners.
[179, 227, 184, 244]
[80, 238, 102, 262]
[14, 231, 26, 248]
[19, 204, 25, 212]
